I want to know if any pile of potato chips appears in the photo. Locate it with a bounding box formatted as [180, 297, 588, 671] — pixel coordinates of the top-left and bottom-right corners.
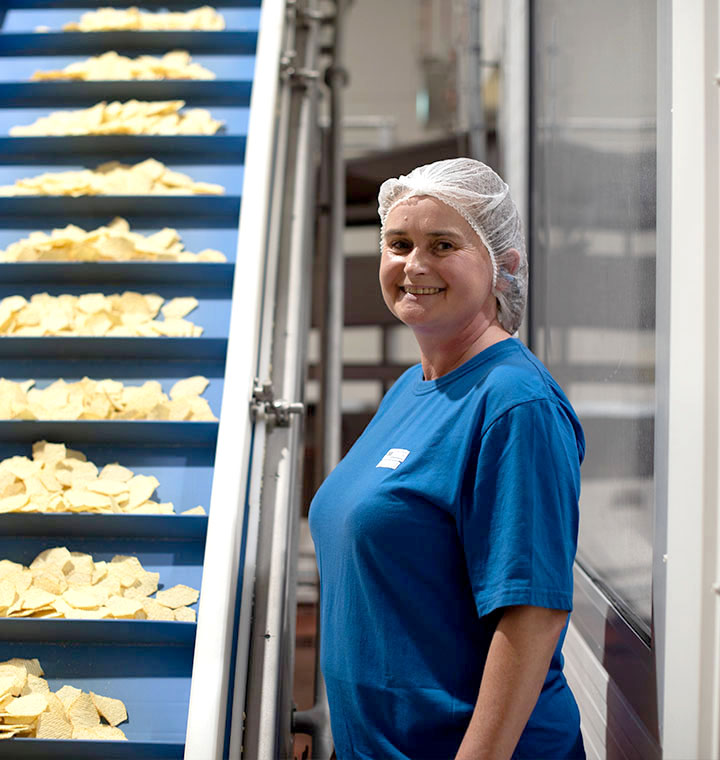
[32, 50, 215, 81]
[0, 440, 206, 516]
[0, 292, 202, 337]
[61, 5, 225, 32]
[11, 99, 222, 137]
[0, 657, 128, 740]
[0, 547, 198, 621]
[0, 218, 227, 263]
[0, 158, 225, 197]
[0, 376, 216, 421]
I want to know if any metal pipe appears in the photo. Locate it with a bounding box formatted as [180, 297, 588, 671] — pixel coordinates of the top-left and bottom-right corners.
[249, 1, 322, 756]
[467, 0, 486, 160]
[292, 1, 347, 757]
[323, 0, 346, 480]
[226, 5, 297, 757]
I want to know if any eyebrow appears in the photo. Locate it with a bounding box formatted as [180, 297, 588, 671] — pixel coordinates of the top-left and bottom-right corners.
[383, 228, 461, 238]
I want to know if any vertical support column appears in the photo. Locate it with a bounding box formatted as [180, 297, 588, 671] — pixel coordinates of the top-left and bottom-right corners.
[662, 0, 720, 757]
[499, 0, 529, 342]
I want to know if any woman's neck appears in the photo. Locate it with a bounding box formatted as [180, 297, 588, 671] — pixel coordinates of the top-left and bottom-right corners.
[416, 320, 512, 380]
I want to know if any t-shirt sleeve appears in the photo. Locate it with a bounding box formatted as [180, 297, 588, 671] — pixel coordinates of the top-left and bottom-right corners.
[458, 398, 581, 619]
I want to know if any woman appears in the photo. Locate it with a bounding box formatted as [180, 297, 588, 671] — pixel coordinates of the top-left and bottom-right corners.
[309, 158, 586, 760]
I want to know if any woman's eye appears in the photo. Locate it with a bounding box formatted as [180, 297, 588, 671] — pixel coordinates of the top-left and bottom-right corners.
[388, 239, 410, 251]
[435, 241, 454, 252]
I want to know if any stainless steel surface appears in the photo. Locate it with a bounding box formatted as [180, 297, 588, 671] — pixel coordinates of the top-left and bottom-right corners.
[467, 0, 486, 160]
[242, 0, 322, 756]
[499, 0, 529, 342]
[227, 6, 297, 755]
[294, 0, 348, 755]
[652, 0, 671, 734]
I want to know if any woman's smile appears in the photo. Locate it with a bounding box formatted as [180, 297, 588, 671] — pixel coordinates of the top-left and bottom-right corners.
[399, 285, 446, 296]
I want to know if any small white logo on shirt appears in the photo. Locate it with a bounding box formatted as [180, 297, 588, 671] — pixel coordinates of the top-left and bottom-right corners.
[376, 448, 410, 470]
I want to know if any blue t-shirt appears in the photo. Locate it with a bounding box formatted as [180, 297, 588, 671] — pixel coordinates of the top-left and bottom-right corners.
[309, 339, 586, 760]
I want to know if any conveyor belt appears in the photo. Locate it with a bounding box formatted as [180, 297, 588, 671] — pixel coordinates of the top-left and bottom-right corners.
[0, 1, 268, 757]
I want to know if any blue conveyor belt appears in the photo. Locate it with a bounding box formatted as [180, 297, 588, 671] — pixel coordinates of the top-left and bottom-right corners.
[0, 1, 262, 755]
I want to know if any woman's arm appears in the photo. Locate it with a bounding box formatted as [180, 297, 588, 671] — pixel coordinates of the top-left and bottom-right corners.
[454, 605, 568, 760]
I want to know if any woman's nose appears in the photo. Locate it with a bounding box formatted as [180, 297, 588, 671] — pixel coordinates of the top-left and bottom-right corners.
[404, 247, 427, 274]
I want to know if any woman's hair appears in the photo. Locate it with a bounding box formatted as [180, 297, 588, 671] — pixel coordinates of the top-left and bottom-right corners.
[377, 157, 528, 334]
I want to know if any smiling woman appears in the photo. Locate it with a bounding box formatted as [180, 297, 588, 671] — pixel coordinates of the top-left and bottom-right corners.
[310, 158, 586, 760]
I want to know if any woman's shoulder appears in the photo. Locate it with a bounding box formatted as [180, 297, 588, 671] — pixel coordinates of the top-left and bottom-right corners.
[482, 340, 556, 397]
[475, 340, 580, 434]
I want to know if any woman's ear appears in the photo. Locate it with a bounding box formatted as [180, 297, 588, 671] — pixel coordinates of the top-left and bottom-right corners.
[503, 248, 521, 275]
[495, 249, 521, 292]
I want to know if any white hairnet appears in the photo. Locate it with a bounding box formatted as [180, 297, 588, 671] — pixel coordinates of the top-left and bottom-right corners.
[378, 157, 527, 334]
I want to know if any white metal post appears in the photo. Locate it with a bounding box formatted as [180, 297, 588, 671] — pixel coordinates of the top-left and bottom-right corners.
[499, 0, 529, 344]
[662, 1, 720, 757]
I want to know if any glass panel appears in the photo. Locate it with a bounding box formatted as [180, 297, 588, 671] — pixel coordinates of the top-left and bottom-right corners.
[530, 0, 656, 633]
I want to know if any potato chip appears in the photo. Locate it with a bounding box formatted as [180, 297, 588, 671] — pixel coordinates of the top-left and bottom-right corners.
[160, 296, 199, 320]
[67, 691, 100, 728]
[0, 677, 17, 699]
[35, 692, 72, 739]
[0, 726, 29, 738]
[30, 547, 72, 572]
[123, 570, 159, 599]
[19, 588, 57, 611]
[22, 674, 50, 696]
[54, 685, 81, 714]
[0, 494, 28, 513]
[98, 463, 134, 482]
[62, 588, 101, 610]
[73, 723, 127, 740]
[155, 584, 199, 610]
[174, 606, 197, 622]
[0, 666, 27, 698]
[140, 597, 175, 621]
[89, 691, 127, 726]
[105, 596, 144, 619]
[32, 566, 67, 595]
[4, 693, 48, 718]
[126, 474, 159, 509]
[181, 505, 206, 516]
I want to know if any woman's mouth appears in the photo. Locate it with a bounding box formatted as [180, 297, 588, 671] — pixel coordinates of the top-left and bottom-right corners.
[400, 286, 444, 295]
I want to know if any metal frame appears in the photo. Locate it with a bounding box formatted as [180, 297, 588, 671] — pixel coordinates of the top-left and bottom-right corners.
[652, 0, 671, 740]
[662, 0, 720, 756]
[293, 2, 348, 756]
[184, 1, 288, 757]
[499, 0, 529, 343]
[241, 1, 326, 756]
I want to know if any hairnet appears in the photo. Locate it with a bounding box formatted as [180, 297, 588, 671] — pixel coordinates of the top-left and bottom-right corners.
[377, 157, 527, 334]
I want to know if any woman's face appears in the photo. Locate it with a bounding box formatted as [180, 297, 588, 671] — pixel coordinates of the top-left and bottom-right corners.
[379, 196, 497, 338]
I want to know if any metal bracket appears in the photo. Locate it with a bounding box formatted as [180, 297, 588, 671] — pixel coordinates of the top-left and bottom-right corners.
[250, 379, 304, 432]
